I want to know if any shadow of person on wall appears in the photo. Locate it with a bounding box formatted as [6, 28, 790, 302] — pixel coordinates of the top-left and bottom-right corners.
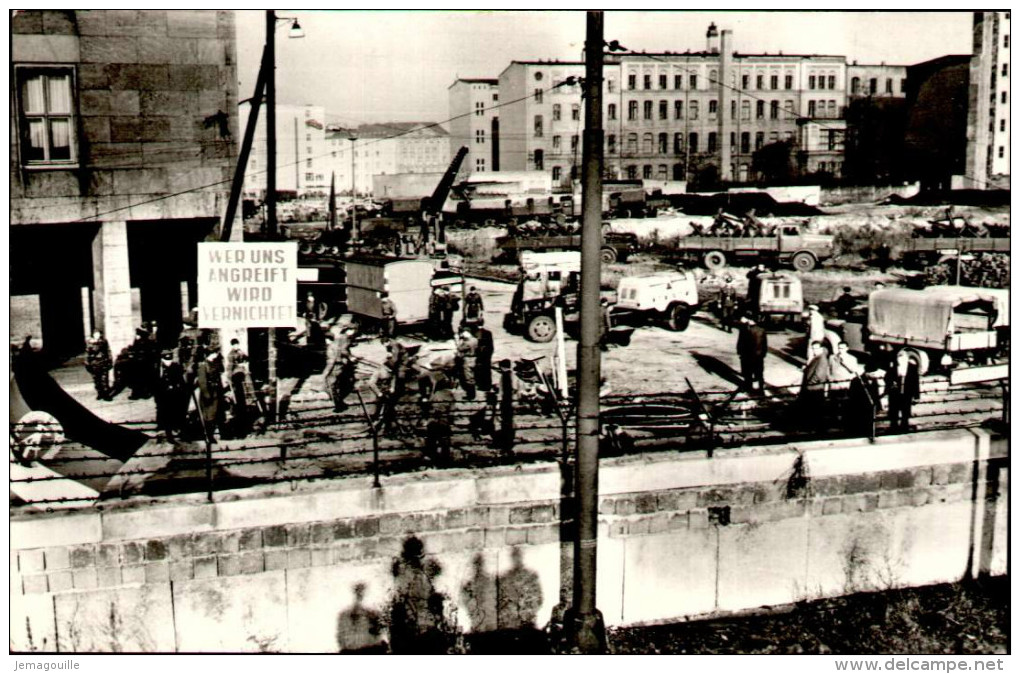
[462, 547, 549, 654]
[336, 582, 387, 654]
[387, 536, 457, 654]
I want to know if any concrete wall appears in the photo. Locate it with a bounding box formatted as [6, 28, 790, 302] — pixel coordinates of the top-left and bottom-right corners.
[10, 428, 1007, 653]
[820, 182, 920, 206]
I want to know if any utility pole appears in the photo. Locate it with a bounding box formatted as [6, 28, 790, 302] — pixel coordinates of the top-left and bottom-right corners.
[567, 9, 607, 654]
[265, 9, 278, 413]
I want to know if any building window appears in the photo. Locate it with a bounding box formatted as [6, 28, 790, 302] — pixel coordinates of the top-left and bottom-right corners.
[742, 74, 750, 90]
[1005, 35, 1009, 48]
[643, 164, 652, 179]
[707, 132, 717, 153]
[785, 100, 794, 116]
[1001, 119, 1007, 132]
[827, 129, 843, 151]
[476, 158, 485, 171]
[608, 103, 617, 120]
[885, 78, 893, 94]
[690, 100, 699, 120]
[869, 78, 877, 94]
[657, 164, 668, 179]
[628, 74, 637, 90]
[607, 134, 616, 153]
[828, 100, 837, 117]
[535, 88, 543, 104]
[572, 104, 580, 121]
[829, 75, 836, 89]
[659, 74, 667, 89]
[770, 100, 779, 119]
[851, 77, 860, 94]
[658, 133, 668, 154]
[643, 100, 653, 120]
[689, 133, 699, 153]
[999, 146, 1005, 158]
[741, 100, 751, 121]
[730, 132, 736, 148]
[674, 132, 683, 154]
[731, 100, 737, 120]
[644, 74, 652, 90]
[571, 135, 579, 153]
[755, 132, 764, 151]
[16, 67, 77, 166]
[607, 79, 615, 93]
[674, 74, 682, 89]
[770, 75, 778, 90]
[659, 100, 668, 120]
[627, 133, 638, 152]
[534, 149, 543, 170]
[900, 78, 907, 92]
[740, 132, 750, 154]
[673, 163, 684, 180]
[756, 74, 764, 90]
[809, 75, 816, 90]
[628, 101, 638, 120]
[1002, 91, 1008, 104]
[689, 74, 698, 89]
[476, 129, 485, 144]
[675, 100, 683, 119]
[642, 133, 653, 153]
[553, 104, 561, 121]
[534, 115, 543, 137]
[475, 101, 485, 116]
[305, 172, 314, 180]
[552, 135, 561, 150]
[785, 74, 793, 89]
[756, 100, 765, 119]
[552, 166, 561, 182]
[808, 100, 817, 117]
[708, 99, 718, 120]
[306, 159, 313, 167]
[626, 165, 637, 180]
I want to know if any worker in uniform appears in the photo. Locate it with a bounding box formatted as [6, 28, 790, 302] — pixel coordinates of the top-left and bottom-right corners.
[736, 315, 768, 392]
[456, 329, 479, 400]
[196, 352, 225, 444]
[440, 287, 459, 340]
[324, 326, 357, 412]
[85, 330, 113, 401]
[885, 351, 920, 432]
[154, 350, 187, 441]
[805, 304, 825, 361]
[226, 339, 250, 436]
[799, 340, 830, 430]
[462, 286, 485, 329]
[428, 287, 444, 340]
[718, 276, 738, 333]
[474, 327, 495, 393]
[379, 292, 398, 339]
[425, 375, 455, 465]
[833, 287, 856, 320]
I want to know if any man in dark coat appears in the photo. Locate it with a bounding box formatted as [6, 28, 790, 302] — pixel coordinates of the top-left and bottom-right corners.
[462, 286, 485, 329]
[226, 339, 250, 436]
[85, 330, 113, 401]
[718, 276, 738, 333]
[380, 293, 398, 339]
[799, 341, 830, 429]
[885, 351, 921, 432]
[736, 315, 768, 392]
[439, 288, 459, 340]
[474, 327, 494, 393]
[154, 350, 187, 441]
[834, 286, 856, 320]
[196, 352, 225, 444]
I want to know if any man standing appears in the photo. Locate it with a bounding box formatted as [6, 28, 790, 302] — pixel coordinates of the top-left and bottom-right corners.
[828, 341, 863, 385]
[324, 326, 356, 412]
[885, 351, 920, 432]
[736, 315, 768, 392]
[463, 286, 485, 329]
[474, 327, 494, 393]
[719, 276, 738, 333]
[226, 339, 250, 436]
[834, 287, 856, 320]
[85, 330, 113, 401]
[154, 350, 187, 441]
[456, 329, 479, 400]
[799, 341, 830, 428]
[379, 292, 397, 339]
[600, 297, 613, 351]
[805, 304, 825, 361]
[440, 288, 459, 340]
[196, 352, 225, 444]
[428, 287, 444, 340]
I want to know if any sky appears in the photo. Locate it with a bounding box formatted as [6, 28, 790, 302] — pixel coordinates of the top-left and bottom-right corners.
[234, 10, 973, 127]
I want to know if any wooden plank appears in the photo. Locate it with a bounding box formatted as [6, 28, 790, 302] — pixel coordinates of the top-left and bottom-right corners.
[949, 363, 1009, 385]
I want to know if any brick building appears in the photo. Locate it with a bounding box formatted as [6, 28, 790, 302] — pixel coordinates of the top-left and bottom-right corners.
[10, 10, 239, 358]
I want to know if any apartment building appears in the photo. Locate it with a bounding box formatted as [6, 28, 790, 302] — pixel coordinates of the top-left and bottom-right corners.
[324, 122, 450, 196]
[966, 11, 1010, 189]
[448, 78, 500, 176]
[241, 102, 328, 196]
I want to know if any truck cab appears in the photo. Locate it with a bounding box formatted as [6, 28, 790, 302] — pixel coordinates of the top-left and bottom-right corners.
[776, 225, 835, 272]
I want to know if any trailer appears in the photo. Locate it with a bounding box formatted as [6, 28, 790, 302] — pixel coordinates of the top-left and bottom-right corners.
[496, 229, 638, 264]
[343, 255, 437, 325]
[901, 237, 1010, 269]
[668, 224, 835, 272]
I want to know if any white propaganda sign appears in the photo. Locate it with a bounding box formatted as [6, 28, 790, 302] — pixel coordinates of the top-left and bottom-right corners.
[198, 242, 299, 328]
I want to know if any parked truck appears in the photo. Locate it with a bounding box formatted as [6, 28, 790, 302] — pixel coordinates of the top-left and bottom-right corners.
[668, 223, 835, 272]
[496, 227, 639, 264]
[901, 237, 1011, 270]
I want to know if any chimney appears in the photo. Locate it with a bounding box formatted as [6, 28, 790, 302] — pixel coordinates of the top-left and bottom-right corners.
[707, 22, 720, 54]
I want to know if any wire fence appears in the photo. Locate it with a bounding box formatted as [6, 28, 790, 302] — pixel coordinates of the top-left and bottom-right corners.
[9, 377, 1006, 510]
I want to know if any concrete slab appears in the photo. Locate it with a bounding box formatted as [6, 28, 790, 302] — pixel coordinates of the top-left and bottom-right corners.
[621, 527, 718, 624]
[717, 516, 809, 612]
[172, 571, 289, 652]
[54, 583, 175, 652]
[497, 542, 561, 631]
[10, 593, 56, 653]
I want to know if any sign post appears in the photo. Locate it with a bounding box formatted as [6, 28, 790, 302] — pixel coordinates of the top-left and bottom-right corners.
[198, 242, 299, 417]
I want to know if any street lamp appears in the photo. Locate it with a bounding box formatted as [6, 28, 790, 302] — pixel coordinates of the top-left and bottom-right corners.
[265, 10, 304, 239]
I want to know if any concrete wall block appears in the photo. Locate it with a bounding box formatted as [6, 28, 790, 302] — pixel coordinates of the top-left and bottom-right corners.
[354, 517, 380, 538]
[238, 552, 265, 575]
[73, 568, 99, 590]
[609, 521, 628, 537]
[811, 477, 842, 497]
[487, 506, 511, 527]
[331, 520, 355, 540]
[264, 550, 288, 571]
[262, 525, 287, 548]
[195, 39, 226, 65]
[96, 566, 123, 588]
[167, 12, 217, 38]
[688, 508, 710, 528]
[139, 90, 198, 116]
[730, 505, 756, 524]
[144, 539, 168, 562]
[525, 524, 559, 545]
[483, 527, 506, 548]
[168, 116, 200, 141]
[444, 508, 474, 529]
[505, 527, 529, 546]
[80, 36, 139, 63]
[169, 561, 194, 582]
[107, 63, 171, 90]
[110, 117, 172, 143]
[120, 541, 144, 565]
[911, 488, 931, 507]
[477, 470, 560, 505]
[106, 10, 166, 36]
[718, 516, 808, 612]
[615, 497, 636, 516]
[110, 90, 141, 116]
[87, 142, 142, 168]
[82, 117, 111, 144]
[170, 39, 200, 65]
[842, 472, 882, 495]
[144, 562, 170, 584]
[20, 171, 81, 199]
[931, 464, 952, 485]
[668, 512, 689, 531]
[199, 89, 227, 112]
[193, 556, 218, 579]
[23, 574, 49, 595]
[822, 497, 843, 516]
[697, 486, 735, 507]
[80, 90, 113, 116]
[629, 518, 652, 536]
[878, 491, 898, 509]
[217, 554, 241, 577]
[78, 63, 109, 89]
[287, 549, 312, 570]
[48, 570, 73, 593]
[948, 462, 973, 484]
[286, 523, 311, 548]
[635, 493, 658, 514]
[217, 531, 241, 554]
[12, 10, 44, 33]
[331, 544, 358, 564]
[623, 529, 717, 623]
[309, 548, 331, 567]
[122, 565, 146, 585]
[913, 466, 934, 487]
[45, 547, 71, 571]
[96, 544, 121, 567]
[19, 549, 46, 574]
[169, 64, 220, 90]
[173, 571, 289, 652]
[70, 544, 97, 568]
[647, 512, 672, 534]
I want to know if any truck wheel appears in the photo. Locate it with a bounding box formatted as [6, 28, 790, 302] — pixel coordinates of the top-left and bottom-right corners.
[666, 304, 691, 332]
[600, 247, 619, 264]
[897, 347, 930, 376]
[791, 251, 817, 272]
[526, 315, 557, 343]
[703, 250, 727, 270]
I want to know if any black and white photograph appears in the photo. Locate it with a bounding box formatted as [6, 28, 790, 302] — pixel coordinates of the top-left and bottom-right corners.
[8, 8, 1009, 661]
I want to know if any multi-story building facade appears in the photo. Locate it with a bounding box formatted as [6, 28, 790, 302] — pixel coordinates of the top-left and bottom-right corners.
[847, 62, 909, 99]
[323, 122, 450, 196]
[241, 103, 328, 196]
[491, 25, 865, 188]
[10, 10, 239, 357]
[448, 78, 500, 176]
[966, 11, 1010, 189]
